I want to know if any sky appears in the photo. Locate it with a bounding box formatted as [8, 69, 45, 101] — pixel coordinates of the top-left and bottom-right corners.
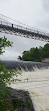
[0, 0, 49, 60]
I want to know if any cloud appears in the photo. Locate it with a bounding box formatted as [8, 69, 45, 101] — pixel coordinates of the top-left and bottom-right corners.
[0, 0, 43, 27]
[0, 50, 20, 60]
[42, 0, 49, 12]
[33, 0, 49, 32]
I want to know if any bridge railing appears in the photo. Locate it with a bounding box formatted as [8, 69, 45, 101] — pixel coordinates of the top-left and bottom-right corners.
[0, 20, 49, 37]
[0, 20, 12, 27]
[0, 20, 34, 32]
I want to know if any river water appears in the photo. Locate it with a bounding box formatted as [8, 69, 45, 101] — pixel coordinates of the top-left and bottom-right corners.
[2, 61, 49, 110]
[10, 67, 49, 111]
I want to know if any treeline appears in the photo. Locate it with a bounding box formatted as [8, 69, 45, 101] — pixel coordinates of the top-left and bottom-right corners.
[18, 43, 49, 62]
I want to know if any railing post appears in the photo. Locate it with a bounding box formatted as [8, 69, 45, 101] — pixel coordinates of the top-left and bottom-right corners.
[12, 24, 13, 28]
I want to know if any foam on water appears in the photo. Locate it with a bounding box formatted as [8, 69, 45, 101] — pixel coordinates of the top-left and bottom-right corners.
[10, 68, 49, 111]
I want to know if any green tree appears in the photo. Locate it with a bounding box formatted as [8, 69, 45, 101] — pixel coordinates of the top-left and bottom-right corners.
[22, 51, 31, 61]
[19, 43, 49, 62]
[0, 37, 18, 111]
[18, 56, 22, 60]
[0, 36, 12, 54]
[33, 47, 41, 62]
[21, 47, 41, 62]
[29, 48, 34, 61]
[42, 43, 49, 58]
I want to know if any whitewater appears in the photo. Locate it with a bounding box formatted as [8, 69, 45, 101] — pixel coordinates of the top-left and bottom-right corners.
[10, 68, 49, 111]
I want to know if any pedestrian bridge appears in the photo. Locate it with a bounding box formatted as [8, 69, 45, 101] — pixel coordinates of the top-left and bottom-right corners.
[0, 14, 49, 42]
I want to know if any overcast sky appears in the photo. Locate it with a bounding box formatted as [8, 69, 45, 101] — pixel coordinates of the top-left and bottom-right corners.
[0, 0, 49, 60]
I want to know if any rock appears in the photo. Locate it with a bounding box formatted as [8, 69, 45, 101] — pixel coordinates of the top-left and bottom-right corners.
[8, 87, 35, 111]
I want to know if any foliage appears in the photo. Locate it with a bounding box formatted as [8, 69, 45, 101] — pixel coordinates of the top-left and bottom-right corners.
[12, 98, 32, 111]
[0, 36, 18, 111]
[18, 43, 49, 62]
[0, 36, 12, 55]
[0, 61, 18, 111]
[42, 43, 49, 58]
[18, 56, 22, 60]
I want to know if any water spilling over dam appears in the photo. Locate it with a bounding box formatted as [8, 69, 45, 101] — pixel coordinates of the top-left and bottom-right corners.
[9, 68, 49, 111]
[2, 60, 49, 70]
[2, 60, 49, 110]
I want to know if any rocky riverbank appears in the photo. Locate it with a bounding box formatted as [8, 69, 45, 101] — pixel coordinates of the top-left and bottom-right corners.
[2, 87, 35, 111]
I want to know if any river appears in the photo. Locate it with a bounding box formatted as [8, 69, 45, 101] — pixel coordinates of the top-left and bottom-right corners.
[4, 61, 49, 111]
[10, 68, 49, 111]
[2, 60, 49, 70]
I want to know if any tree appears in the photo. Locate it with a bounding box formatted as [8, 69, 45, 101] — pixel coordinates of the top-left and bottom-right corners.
[22, 51, 31, 61]
[42, 43, 49, 58]
[19, 43, 49, 62]
[0, 37, 18, 111]
[21, 47, 42, 62]
[32, 47, 41, 62]
[0, 36, 12, 54]
[18, 56, 22, 60]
